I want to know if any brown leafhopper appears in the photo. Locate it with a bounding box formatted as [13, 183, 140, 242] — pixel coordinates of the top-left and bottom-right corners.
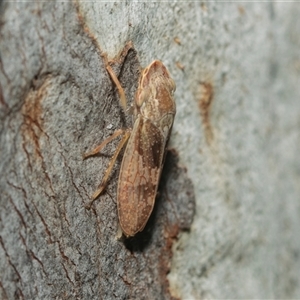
[83, 59, 176, 237]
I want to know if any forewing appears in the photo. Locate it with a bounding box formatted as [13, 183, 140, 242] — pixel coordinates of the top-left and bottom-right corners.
[117, 117, 165, 237]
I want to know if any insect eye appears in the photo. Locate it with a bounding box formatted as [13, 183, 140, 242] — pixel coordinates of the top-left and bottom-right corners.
[136, 86, 150, 107]
[168, 78, 176, 93]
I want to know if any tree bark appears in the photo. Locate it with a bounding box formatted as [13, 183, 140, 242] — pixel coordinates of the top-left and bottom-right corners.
[0, 1, 300, 299]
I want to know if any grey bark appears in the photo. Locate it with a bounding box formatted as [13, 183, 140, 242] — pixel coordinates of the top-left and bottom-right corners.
[0, 1, 300, 300]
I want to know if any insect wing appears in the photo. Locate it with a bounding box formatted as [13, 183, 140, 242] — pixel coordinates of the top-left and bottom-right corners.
[117, 117, 165, 237]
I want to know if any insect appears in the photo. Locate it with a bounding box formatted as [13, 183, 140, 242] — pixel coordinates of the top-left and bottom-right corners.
[83, 59, 176, 237]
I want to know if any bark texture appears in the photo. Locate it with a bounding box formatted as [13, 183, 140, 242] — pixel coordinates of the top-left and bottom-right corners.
[0, 1, 300, 299]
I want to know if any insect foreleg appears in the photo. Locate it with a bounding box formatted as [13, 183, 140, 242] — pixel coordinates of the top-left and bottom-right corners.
[106, 64, 127, 111]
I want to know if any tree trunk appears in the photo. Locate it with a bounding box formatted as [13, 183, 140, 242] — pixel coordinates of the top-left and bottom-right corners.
[0, 2, 299, 299]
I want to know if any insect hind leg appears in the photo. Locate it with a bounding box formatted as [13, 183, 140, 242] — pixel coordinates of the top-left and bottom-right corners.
[85, 129, 131, 210]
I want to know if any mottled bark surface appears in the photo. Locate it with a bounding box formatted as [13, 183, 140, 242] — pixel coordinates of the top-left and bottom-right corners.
[0, 2, 195, 299]
[1, 1, 300, 300]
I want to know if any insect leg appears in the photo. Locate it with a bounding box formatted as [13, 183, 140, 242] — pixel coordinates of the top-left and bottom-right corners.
[85, 129, 131, 209]
[106, 64, 127, 111]
[82, 129, 124, 159]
